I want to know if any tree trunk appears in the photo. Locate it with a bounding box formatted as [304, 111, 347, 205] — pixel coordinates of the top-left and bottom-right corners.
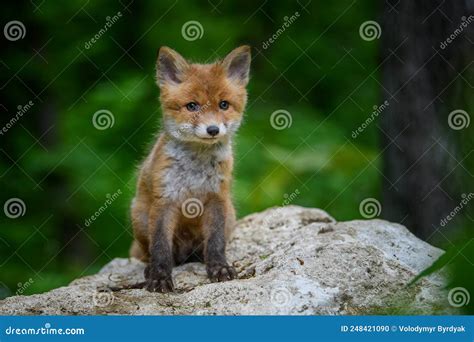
[380, 0, 473, 243]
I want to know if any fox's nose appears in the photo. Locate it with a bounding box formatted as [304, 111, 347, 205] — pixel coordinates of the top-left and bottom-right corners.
[206, 125, 220, 137]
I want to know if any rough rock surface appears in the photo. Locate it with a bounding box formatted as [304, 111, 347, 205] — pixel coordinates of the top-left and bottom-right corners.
[0, 206, 451, 315]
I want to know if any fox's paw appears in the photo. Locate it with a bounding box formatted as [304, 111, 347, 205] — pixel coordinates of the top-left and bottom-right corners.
[144, 265, 174, 293]
[145, 278, 174, 293]
[207, 264, 237, 282]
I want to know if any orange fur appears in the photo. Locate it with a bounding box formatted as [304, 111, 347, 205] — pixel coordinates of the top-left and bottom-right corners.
[129, 46, 251, 290]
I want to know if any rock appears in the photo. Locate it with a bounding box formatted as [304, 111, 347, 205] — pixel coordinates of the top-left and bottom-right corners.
[0, 206, 452, 315]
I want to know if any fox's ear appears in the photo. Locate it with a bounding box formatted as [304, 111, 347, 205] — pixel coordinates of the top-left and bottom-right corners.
[222, 45, 251, 86]
[156, 47, 189, 86]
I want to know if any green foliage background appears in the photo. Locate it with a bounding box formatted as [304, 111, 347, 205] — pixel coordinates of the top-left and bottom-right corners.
[0, 0, 472, 314]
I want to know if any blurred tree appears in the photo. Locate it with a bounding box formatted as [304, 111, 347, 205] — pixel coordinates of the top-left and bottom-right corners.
[380, 0, 474, 242]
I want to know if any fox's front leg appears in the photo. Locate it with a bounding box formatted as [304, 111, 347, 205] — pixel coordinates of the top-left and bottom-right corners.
[203, 196, 237, 282]
[145, 202, 178, 292]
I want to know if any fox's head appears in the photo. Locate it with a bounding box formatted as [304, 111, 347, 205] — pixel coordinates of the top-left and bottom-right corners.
[156, 45, 251, 144]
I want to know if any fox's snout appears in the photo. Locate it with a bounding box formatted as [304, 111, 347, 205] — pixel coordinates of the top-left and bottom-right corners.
[195, 122, 227, 139]
[206, 125, 220, 136]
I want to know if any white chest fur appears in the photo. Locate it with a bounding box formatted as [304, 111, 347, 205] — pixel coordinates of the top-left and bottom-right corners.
[161, 139, 231, 202]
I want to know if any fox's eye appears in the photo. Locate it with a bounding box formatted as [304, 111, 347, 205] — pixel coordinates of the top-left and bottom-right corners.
[219, 100, 229, 110]
[185, 102, 200, 112]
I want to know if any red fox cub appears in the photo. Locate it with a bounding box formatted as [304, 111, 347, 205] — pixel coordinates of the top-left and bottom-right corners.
[130, 46, 251, 292]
